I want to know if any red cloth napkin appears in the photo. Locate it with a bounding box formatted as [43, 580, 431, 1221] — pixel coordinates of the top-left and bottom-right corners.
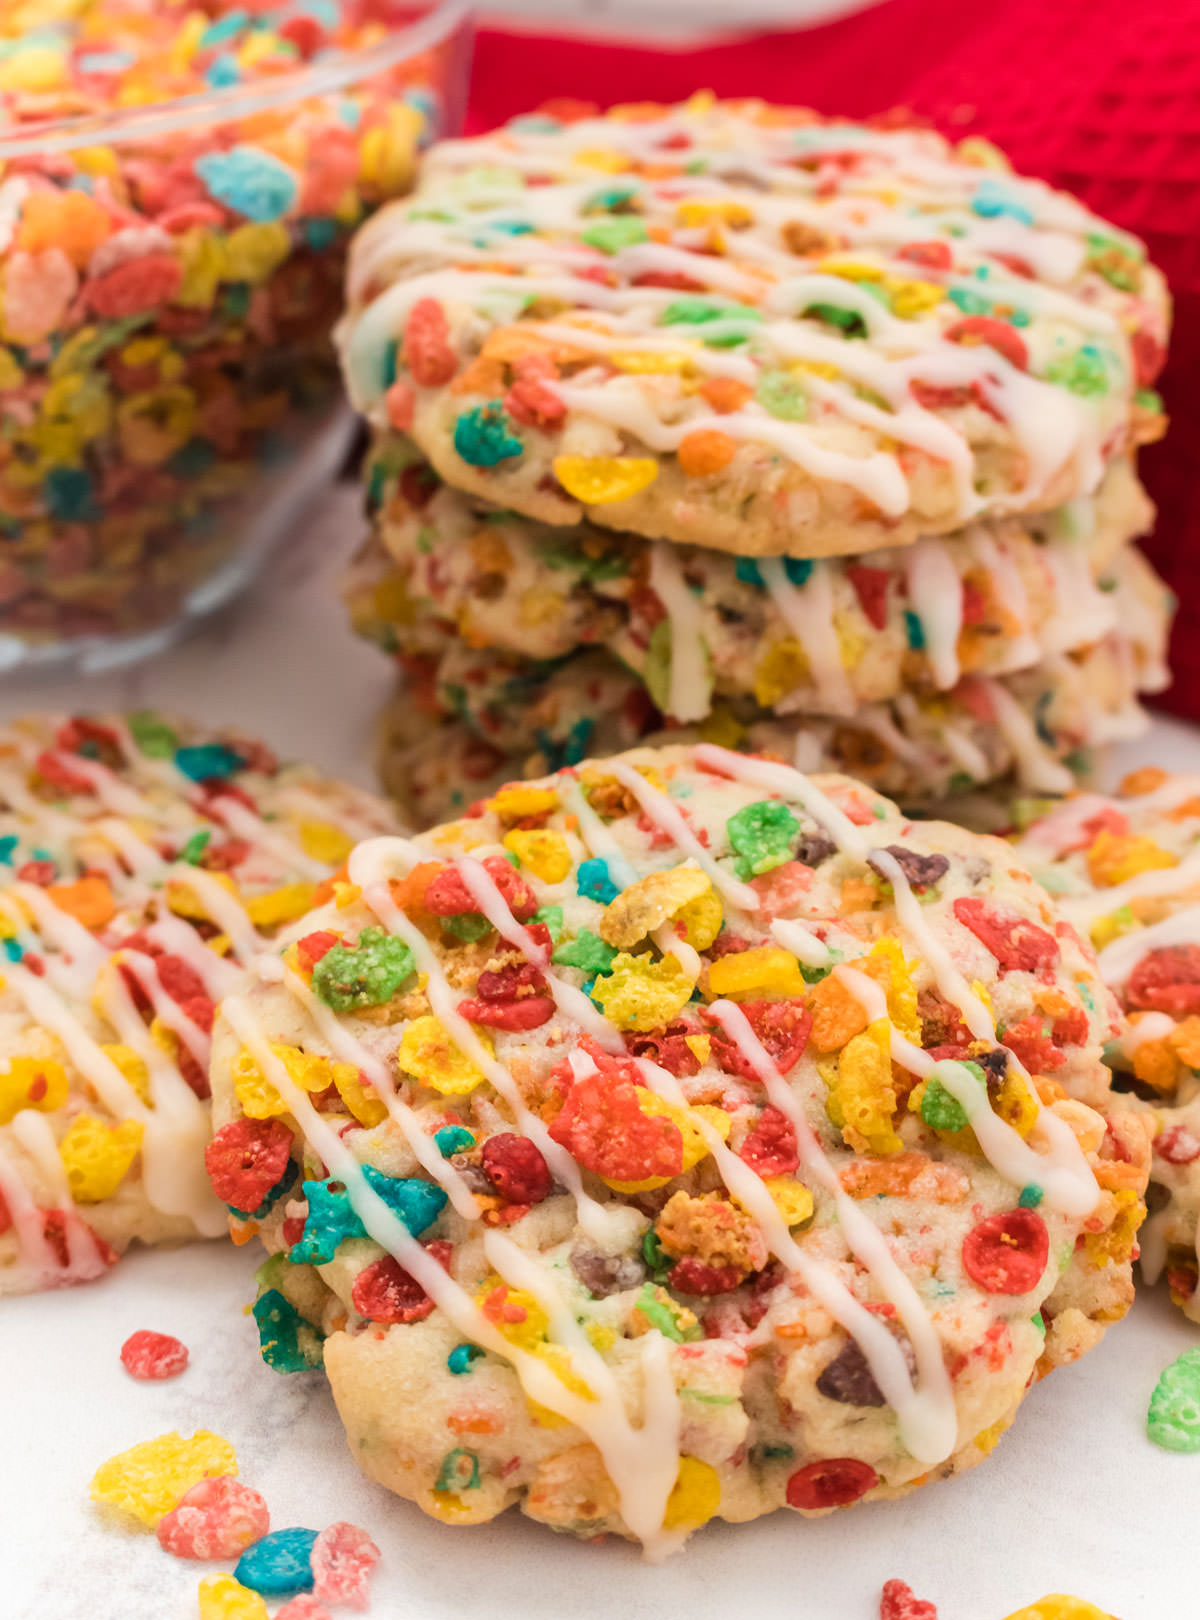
[468, 0, 1200, 718]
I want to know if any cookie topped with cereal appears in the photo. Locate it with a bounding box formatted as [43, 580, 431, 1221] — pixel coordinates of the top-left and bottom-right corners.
[209, 742, 1149, 1553]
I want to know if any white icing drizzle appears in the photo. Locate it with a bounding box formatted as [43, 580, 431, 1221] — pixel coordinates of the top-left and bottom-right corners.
[0, 1127, 108, 1287]
[1116, 1010, 1177, 1057]
[757, 558, 855, 716]
[561, 783, 638, 888]
[646, 545, 710, 724]
[205, 794, 330, 882]
[1064, 848, 1200, 929]
[905, 539, 964, 691]
[976, 678, 1075, 794]
[222, 997, 685, 1561]
[769, 916, 834, 968]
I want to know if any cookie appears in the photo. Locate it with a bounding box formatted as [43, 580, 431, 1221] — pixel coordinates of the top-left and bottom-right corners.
[373, 613, 1167, 828]
[1018, 770, 1200, 1320]
[337, 97, 1168, 559]
[209, 742, 1150, 1553]
[0, 712, 395, 1295]
[347, 443, 1165, 732]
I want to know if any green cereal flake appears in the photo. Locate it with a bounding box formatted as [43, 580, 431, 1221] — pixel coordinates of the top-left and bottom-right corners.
[553, 928, 618, 976]
[311, 927, 416, 1011]
[1148, 1350, 1200, 1453]
[580, 218, 648, 254]
[725, 799, 800, 879]
[129, 713, 178, 758]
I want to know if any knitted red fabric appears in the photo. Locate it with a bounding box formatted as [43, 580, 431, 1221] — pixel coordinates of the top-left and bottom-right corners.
[468, 0, 1200, 712]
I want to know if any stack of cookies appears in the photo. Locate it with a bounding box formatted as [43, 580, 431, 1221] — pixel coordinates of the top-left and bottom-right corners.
[337, 96, 1173, 827]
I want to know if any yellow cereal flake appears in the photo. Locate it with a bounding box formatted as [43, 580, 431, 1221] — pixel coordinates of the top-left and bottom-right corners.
[590, 952, 696, 1032]
[58, 1115, 144, 1202]
[762, 1177, 814, 1226]
[398, 1015, 492, 1095]
[234, 1043, 356, 1119]
[825, 1020, 902, 1155]
[245, 882, 318, 929]
[299, 820, 356, 865]
[684, 1032, 712, 1066]
[1001, 1598, 1116, 1620]
[166, 871, 237, 921]
[993, 1070, 1040, 1139]
[487, 784, 560, 822]
[504, 828, 572, 884]
[90, 1430, 237, 1529]
[973, 1415, 1011, 1455]
[1085, 829, 1176, 887]
[753, 637, 809, 707]
[1082, 1189, 1145, 1268]
[552, 455, 659, 506]
[475, 1276, 549, 1352]
[197, 1574, 269, 1620]
[886, 277, 945, 317]
[868, 936, 921, 1043]
[599, 866, 712, 948]
[332, 1065, 388, 1128]
[663, 1456, 722, 1530]
[0, 1056, 68, 1124]
[99, 1045, 151, 1107]
[707, 946, 806, 1001]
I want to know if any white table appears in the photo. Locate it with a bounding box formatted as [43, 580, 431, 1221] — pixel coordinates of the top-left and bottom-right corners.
[2, 480, 1198, 1620]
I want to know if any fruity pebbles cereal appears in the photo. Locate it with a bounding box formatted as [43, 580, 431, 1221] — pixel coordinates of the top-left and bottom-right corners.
[0, 0, 469, 661]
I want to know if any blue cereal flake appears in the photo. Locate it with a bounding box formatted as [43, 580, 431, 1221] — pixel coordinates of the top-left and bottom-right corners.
[195, 145, 298, 222]
[453, 402, 523, 467]
[205, 53, 240, 88]
[362, 1165, 448, 1233]
[44, 465, 96, 520]
[1018, 1184, 1044, 1208]
[435, 1125, 475, 1157]
[448, 1343, 484, 1374]
[291, 1178, 365, 1263]
[0, 834, 18, 865]
[971, 178, 1034, 226]
[577, 857, 620, 904]
[234, 1527, 319, 1596]
[735, 557, 765, 588]
[252, 1288, 324, 1373]
[173, 742, 245, 782]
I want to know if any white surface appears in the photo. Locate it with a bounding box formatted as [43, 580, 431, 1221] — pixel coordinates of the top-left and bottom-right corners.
[1, 485, 1199, 1619]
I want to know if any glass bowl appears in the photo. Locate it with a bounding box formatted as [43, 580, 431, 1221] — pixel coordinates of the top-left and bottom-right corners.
[0, 1, 474, 673]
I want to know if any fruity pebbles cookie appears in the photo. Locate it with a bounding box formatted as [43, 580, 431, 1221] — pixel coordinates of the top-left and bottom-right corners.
[1017, 770, 1200, 1321]
[371, 614, 1167, 828]
[0, 711, 394, 1295]
[209, 742, 1150, 1554]
[337, 97, 1169, 559]
[346, 445, 1159, 726]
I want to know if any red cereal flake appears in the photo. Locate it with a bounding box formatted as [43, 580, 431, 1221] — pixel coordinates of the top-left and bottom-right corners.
[737, 1105, 800, 1178]
[668, 1258, 743, 1296]
[458, 960, 554, 1031]
[845, 563, 891, 630]
[952, 897, 1059, 973]
[204, 1117, 293, 1208]
[1157, 1125, 1200, 1166]
[404, 297, 457, 387]
[624, 1021, 701, 1078]
[16, 859, 56, 886]
[297, 931, 340, 973]
[1132, 328, 1166, 388]
[87, 254, 183, 319]
[785, 1457, 878, 1510]
[1127, 946, 1200, 1018]
[275, 1596, 333, 1620]
[351, 1240, 452, 1325]
[708, 1000, 812, 1081]
[505, 353, 566, 429]
[120, 1330, 189, 1381]
[944, 315, 1028, 370]
[385, 380, 415, 432]
[999, 1013, 1066, 1074]
[35, 748, 96, 794]
[895, 240, 953, 271]
[425, 855, 538, 922]
[961, 1209, 1049, 1294]
[311, 1521, 381, 1611]
[749, 860, 815, 919]
[156, 1475, 270, 1560]
[880, 1578, 939, 1620]
[548, 1049, 683, 1183]
[156, 954, 215, 1032]
[480, 1133, 552, 1204]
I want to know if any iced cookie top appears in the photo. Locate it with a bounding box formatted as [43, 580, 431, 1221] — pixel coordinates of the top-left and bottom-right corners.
[0, 711, 394, 1291]
[340, 97, 1169, 558]
[212, 743, 1137, 1552]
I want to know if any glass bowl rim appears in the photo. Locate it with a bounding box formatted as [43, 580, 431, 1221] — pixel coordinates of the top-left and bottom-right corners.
[0, 0, 473, 159]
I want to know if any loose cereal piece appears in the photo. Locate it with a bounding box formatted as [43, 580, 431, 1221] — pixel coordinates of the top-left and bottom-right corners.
[120, 1330, 189, 1381]
[91, 1431, 237, 1529]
